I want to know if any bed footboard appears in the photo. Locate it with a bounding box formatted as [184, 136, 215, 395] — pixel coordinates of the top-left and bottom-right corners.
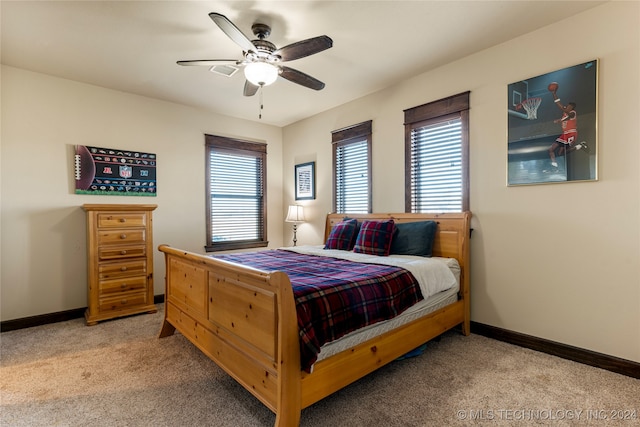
[158, 245, 302, 426]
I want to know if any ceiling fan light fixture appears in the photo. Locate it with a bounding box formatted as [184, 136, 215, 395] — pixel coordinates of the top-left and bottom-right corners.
[244, 62, 278, 86]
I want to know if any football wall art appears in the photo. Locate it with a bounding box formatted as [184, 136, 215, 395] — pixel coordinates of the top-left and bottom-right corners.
[75, 145, 157, 196]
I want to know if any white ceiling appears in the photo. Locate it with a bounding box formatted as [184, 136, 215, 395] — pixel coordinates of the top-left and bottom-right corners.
[1, 1, 606, 127]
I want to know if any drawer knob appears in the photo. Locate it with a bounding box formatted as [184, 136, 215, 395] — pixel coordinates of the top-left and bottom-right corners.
[120, 267, 127, 271]
[121, 299, 128, 305]
[121, 283, 127, 289]
[120, 234, 127, 239]
[120, 250, 127, 255]
[119, 218, 126, 223]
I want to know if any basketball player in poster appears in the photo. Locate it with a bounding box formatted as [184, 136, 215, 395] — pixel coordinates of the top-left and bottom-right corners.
[547, 82, 588, 168]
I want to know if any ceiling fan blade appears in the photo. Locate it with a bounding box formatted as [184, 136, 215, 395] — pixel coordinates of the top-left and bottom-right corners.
[280, 66, 325, 90]
[243, 80, 259, 97]
[274, 35, 333, 62]
[209, 13, 256, 53]
[177, 59, 239, 66]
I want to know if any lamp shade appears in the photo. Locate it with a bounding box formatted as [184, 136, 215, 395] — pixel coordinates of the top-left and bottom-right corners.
[244, 62, 279, 86]
[285, 205, 305, 223]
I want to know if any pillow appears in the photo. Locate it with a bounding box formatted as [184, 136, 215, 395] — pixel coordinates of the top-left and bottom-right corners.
[324, 219, 359, 250]
[353, 219, 396, 256]
[390, 220, 437, 257]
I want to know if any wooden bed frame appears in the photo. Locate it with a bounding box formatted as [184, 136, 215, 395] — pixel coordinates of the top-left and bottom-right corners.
[158, 212, 471, 426]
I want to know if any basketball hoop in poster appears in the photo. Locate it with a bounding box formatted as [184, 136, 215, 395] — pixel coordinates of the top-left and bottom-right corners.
[517, 97, 542, 120]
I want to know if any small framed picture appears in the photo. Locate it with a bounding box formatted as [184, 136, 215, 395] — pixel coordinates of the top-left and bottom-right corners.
[295, 161, 315, 200]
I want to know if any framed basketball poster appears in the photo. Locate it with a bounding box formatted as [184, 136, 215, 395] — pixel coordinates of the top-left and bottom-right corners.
[75, 145, 157, 196]
[507, 60, 598, 185]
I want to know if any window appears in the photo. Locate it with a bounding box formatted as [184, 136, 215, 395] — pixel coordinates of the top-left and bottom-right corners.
[332, 120, 372, 213]
[205, 134, 267, 251]
[404, 92, 469, 213]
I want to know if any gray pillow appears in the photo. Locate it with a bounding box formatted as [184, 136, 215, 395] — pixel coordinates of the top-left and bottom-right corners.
[390, 221, 437, 257]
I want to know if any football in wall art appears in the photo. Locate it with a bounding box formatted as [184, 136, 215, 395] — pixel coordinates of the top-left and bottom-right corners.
[75, 145, 157, 196]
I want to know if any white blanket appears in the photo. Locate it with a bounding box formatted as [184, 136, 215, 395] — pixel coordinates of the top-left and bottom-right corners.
[283, 245, 458, 299]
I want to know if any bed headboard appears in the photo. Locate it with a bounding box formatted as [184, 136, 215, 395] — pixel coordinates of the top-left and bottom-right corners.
[324, 212, 471, 272]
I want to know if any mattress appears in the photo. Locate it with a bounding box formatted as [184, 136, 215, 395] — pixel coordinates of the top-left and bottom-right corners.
[316, 281, 459, 363]
[283, 246, 461, 366]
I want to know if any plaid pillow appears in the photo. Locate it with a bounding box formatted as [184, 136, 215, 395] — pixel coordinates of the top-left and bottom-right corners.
[353, 219, 396, 256]
[324, 219, 359, 250]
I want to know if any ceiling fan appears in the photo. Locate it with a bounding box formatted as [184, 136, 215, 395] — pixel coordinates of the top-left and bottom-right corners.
[178, 13, 333, 97]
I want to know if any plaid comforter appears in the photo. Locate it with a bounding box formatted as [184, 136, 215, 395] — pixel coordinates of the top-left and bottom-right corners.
[214, 249, 423, 372]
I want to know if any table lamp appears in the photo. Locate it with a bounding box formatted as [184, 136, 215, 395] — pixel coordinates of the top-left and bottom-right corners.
[285, 205, 306, 246]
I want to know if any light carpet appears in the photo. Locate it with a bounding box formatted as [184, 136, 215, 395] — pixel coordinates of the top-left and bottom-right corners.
[1, 305, 638, 426]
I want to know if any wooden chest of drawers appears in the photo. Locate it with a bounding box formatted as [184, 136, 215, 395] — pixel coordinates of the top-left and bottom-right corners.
[83, 204, 158, 325]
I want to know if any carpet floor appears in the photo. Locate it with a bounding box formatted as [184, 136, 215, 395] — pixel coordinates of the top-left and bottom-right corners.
[1, 305, 638, 426]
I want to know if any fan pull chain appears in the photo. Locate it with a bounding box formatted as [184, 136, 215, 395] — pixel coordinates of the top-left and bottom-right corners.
[258, 85, 264, 120]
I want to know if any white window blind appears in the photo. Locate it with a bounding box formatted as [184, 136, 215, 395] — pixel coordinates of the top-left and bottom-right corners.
[205, 134, 267, 251]
[332, 120, 372, 214]
[210, 150, 264, 242]
[404, 92, 469, 213]
[410, 118, 462, 212]
[335, 139, 369, 213]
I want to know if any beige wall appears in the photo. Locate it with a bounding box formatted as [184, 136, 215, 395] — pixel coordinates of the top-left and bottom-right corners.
[0, 66, 284, 321]
[282, 2, 640, 363]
